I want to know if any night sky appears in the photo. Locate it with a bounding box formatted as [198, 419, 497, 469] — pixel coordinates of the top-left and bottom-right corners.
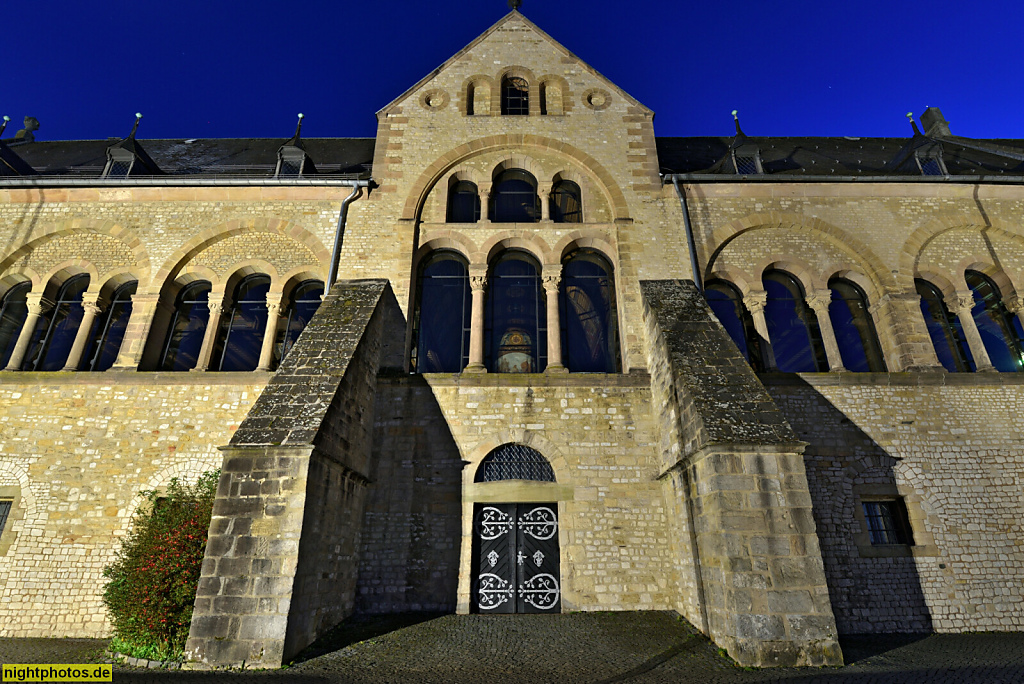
[5, 0, 1020, 142]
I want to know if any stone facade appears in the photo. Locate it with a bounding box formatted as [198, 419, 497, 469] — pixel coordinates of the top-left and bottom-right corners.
[0, 8, 1022, 671]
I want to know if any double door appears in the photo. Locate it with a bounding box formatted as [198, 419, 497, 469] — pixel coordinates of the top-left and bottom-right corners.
[473, 503, 560, 613]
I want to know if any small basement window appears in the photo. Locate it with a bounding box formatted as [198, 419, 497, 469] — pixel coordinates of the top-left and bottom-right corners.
[862, 499, 915, 545]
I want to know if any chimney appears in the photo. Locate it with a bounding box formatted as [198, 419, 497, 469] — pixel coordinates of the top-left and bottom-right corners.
[920, 107, 951, 137]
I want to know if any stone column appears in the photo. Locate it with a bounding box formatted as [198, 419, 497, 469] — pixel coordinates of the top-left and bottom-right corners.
[4, 293, 51, 371]
[110, 292, 163, 370]
[1003, 294, 1024, 338]
[257, 294, 284, 372]
[477, 183, 491, 223]
[542, 271, 566, 372]
[62, 295, 103, 371]
[951, 291, 996, 372]
[538, 182, 553, 221]
[193, 297, 226, 372]
[464, 273, 487, 373]
[806, 289, 846, 372]
[743, 289, 777, 370]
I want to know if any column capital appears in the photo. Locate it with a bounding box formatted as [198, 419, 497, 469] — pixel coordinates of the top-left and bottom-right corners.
[541, 273, 561, 293]
[1003, 293, 1023, 314]
[82, 302, 103, 316]
[743, 289, 768, 314]
[469, 274, 487, 293]
[805, 289, 832, 313]
[208, 301, 225, 316]
[25, 293, 53, 316]
[952, 291, 976, 317]
[266, 301, 282, 315]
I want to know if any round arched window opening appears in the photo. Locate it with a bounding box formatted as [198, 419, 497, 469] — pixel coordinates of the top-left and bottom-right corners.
[475, 443, 555, 483]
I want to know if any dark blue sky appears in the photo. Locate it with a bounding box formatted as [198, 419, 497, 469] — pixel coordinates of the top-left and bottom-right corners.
[6, 0, 1019, 142]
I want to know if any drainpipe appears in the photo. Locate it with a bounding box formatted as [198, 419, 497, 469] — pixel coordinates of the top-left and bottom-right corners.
[327, 181, 370, 288]
[670, 176, 703, 292]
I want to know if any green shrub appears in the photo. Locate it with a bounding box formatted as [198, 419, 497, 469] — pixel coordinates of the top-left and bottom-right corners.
[103, 470, 219, 659]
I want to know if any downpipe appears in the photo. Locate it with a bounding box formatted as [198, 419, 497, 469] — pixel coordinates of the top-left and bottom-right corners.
[670, 176, 703, 292]
[327, 181, 370, 288]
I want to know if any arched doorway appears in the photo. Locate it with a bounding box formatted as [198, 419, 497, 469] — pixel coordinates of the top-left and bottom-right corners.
[472, 444, 560, 614]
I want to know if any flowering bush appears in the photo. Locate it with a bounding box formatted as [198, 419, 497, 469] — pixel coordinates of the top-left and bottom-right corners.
[103, 470, 219, 660]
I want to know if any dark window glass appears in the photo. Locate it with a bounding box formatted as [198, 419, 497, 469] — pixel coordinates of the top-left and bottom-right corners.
[83, 281, 137, 371]
[278, 159, 302, 177]
[551, 181, 582, 223]
[862, 500, 915, 545]
[501, 76, 529, 116]
[763, 270, 828, 372]
[965, 270, 1024, 372]
[160, 281, 211, 371]
[560, 249, 619, 373]
[447, 181, 481, 223]
[214, 275, 270, 372]
[705, 280, 764, 370]
[829, 279, 886, 372]
[0, 499, 11, 535]
[916, 279, 974, 372]
[486, 251, 545, 373]
[735, 154, 759, 175]
[475, 443, 555, 483]
[0, 282, 30, 368]
[24, 274, 89, 371]
[919, 157, 943, 176]
[107, 160, 133, 178]
[539, 82, 549, 116]
[411, 253, 471, 373]
[491, 170, 540, 223]
[275, 280, 323, 367]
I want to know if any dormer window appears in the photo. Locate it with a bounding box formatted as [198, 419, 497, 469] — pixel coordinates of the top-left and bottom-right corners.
[732, 146, 763, 175]
[104, 148, 135, 178]
[501, 77, 529, 116]
[102, 114, 163, 178]
[276, 147, 309, 177]
[916, 149, 947, 176]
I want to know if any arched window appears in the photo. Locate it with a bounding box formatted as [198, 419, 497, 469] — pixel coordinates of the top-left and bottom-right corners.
[475, 443, 555, 482]
[916, 278, 973, 372]
[965, 270, 1024, 372]
[705, 279, 764, 370]
[501, 76, 529, 115]
[24, 274, 90, 371]
[828, 278, 886, 372]
[447, 181, 480, 223]
[550, 181, 582, 223]
[82, 281, 137, 371]
[160, 281, 211, 371]
[213, 274, 271, 372]
[763, 270, 828, 372]
[411, 252, 471, 373]
[560, 249, 619, 372]
[491, 169, 540, 223]
[486, 251, 546, 373]
[276, 280, 324, 366]
[0, 282, 30, 368]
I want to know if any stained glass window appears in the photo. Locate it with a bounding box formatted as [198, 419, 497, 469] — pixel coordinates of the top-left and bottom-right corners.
[0, 282, 30, 369]
[24, 274, 89, 371]
[763, 270, 828, 372]
[160, 281, 211, 371]
[83, 281, 137, 371]
[916, 278, 973, 372]
[965, 270, 1024, 372]
[412, 253, 471, 373]
[214, 275, 271, 372]
[560, 249, 619, 373]
[486, 251, 546, 373]
[829, 278, 886, 372]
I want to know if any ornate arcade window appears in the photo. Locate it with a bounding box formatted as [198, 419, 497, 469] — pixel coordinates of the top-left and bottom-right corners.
[83, 281, 137, 371]
[550, 181, 582, 223]
[213, 274, 271, 372]
[447, 181, 481, 223]
[965, 270, 1024, 372]
[275, 280, 324, 366]
[491, 170, 540, 223]
[411, 252, 472, 373]
[828, 278, 886, 372]
[0, 282, 29, 369]
[560, 249, 619, 373]
[916, 278, 973, 372]
[475, 443, 555, 483]
[763, 270, 828, 372]
[501, 76, 529, 115]
[486, 251, 546, 373]
[705, 279, 764, 370]
[160, 281, 212, 371]
[23, 274, 90, 371]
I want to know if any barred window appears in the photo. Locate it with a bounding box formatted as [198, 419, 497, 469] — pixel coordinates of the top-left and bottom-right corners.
[862, 499, 914, 546]
[475, 444, 555, 483]
[501, 76, 529, 115]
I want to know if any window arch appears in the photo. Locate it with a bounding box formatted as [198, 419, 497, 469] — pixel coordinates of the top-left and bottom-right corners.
[916, 278, 973, 372]
[560, 249, 619, 372]
[276, 279, 324, 366]
[486, 250, 546, 373]
[828, 278, 886, 372]
[501, 76, 529, 115]
[82, 281, 137, 371]
[965, 270, 1024, 372]
[763, 270, 828, 372]
[551, 181, 582, 223]
[160, 280, 211, 371]
[705, 279, 764, 370]
[411, 252, 471, 373]
[0, 282, 30, 369]
[24, 274, 90, 371]
[475, 443, 555, 483]
[447, 180, 480, 223]
[491, 169, 540, 223]
[213, 274, 271, 372]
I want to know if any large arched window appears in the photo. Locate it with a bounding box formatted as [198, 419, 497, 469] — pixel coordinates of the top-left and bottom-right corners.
[411, 252, 471, 373]
[828, 278, 886, 372]
[705, 279, 764, 370]
[965, 270, 1024, 372]
[560, 249, 619, 372]
[916, 278, 973, 372]
[550, 181, 582, 223]
[501, 76, 529, 115]
[447, 181, 480, 223]
[213, 274, 271, 372]
[160, 281, 211, 371]
[24, 274, 89, 371]
[82, 281, 137, 371]
[0, 282, 30, 368]
[491, 170, 540, 223]
[486, 251, 546, 373]
[763, 270, 828, 372]
[475, 443, 555, 482]
[275, 280, 324, 366]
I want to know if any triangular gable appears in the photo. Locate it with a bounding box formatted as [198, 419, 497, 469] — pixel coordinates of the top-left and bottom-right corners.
[377, 10, 652, 118]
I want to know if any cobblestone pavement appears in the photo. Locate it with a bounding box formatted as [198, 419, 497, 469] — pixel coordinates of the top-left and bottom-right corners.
[2, 613, 1023, 683]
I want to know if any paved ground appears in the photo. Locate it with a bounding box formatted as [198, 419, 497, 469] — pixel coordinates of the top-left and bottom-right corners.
[2, 612, 1023, 683]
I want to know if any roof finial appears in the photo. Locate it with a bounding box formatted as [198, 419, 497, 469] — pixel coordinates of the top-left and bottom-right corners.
[731, 109, 746, 137]
[508, 0, 522, 9]
[0, 116, 9, 137]
[294, 113, 304, 140]
[906, 111, 922, 137]
[128, 112, 143, 139]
